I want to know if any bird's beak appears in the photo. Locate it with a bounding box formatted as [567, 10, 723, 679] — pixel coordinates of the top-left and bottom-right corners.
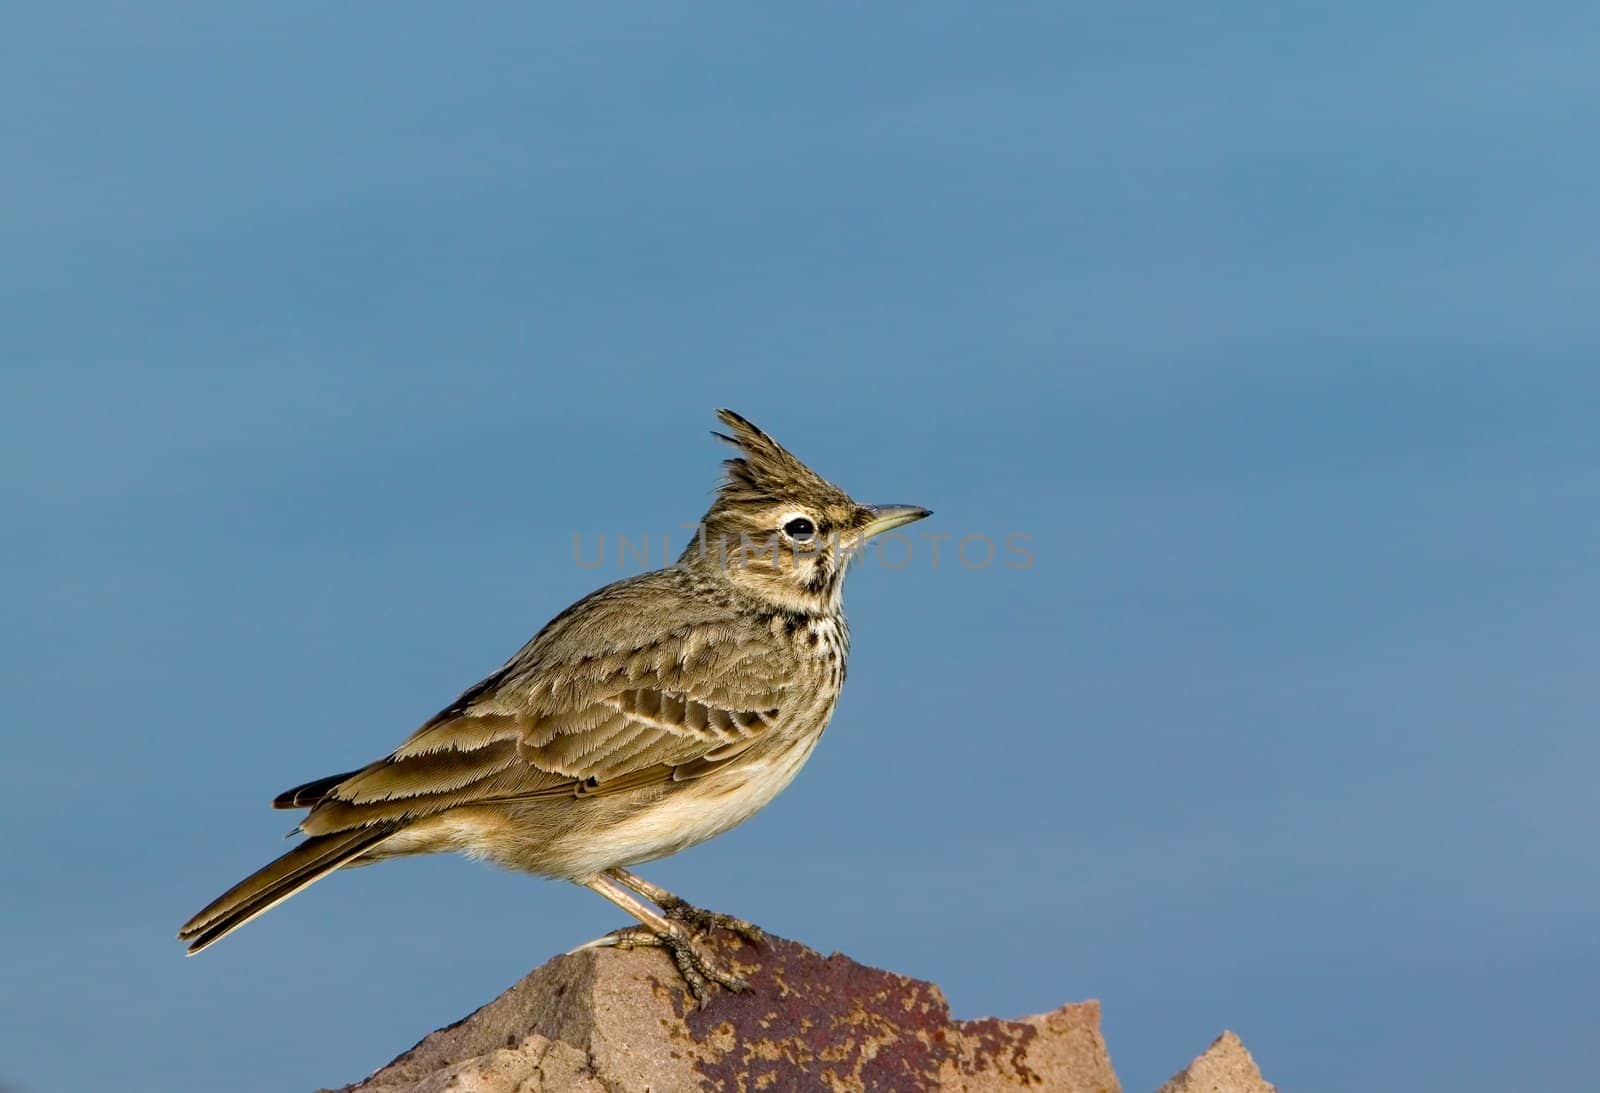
[859, 504, 932, 539]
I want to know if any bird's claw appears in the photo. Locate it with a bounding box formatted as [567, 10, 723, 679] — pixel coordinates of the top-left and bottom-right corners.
[659, 898, 767, 947]
[568, 924, 747, 1006]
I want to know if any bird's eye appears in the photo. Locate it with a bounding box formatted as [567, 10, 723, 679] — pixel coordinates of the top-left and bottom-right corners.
[782, 516, 816, 541]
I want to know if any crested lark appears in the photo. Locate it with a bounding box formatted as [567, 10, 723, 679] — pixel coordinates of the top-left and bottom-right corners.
[178, 409, 930, 1002]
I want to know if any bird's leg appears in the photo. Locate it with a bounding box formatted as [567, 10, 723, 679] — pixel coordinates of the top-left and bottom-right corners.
[575, 873, 747, 1005]
[606, 866, 767, 946]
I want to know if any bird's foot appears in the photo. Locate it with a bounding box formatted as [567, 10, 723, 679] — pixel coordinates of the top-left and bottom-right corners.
[568, 924, 747, 1006]
[658, 897, 767, 947]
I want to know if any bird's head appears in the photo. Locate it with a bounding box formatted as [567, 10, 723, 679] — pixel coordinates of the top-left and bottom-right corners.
[681, 409, 930, 613]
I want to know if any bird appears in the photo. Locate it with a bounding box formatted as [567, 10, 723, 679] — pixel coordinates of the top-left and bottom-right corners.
[177, 409, 931, 1003]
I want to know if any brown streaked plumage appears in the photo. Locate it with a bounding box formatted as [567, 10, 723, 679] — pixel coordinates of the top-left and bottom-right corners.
[178, 409, 930, 1002]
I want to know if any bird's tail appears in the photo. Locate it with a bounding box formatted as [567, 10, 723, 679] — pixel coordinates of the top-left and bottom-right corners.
[178, 825, 397, 954]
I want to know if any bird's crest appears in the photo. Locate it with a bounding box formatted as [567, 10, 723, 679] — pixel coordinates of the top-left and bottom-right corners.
[712, 409, 834, 506]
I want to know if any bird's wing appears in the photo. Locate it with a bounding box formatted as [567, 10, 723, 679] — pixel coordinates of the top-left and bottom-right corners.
[296, 630, 792, 835]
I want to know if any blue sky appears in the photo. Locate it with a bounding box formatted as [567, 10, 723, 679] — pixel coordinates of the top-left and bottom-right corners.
[4, 4, 1598, 1091]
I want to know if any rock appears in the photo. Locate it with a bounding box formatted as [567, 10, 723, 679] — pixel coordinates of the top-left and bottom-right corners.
[1155, 1031, 1277, 1093]
[330, 930, 1279, 1092]
[335, 931, 1120, 1092]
